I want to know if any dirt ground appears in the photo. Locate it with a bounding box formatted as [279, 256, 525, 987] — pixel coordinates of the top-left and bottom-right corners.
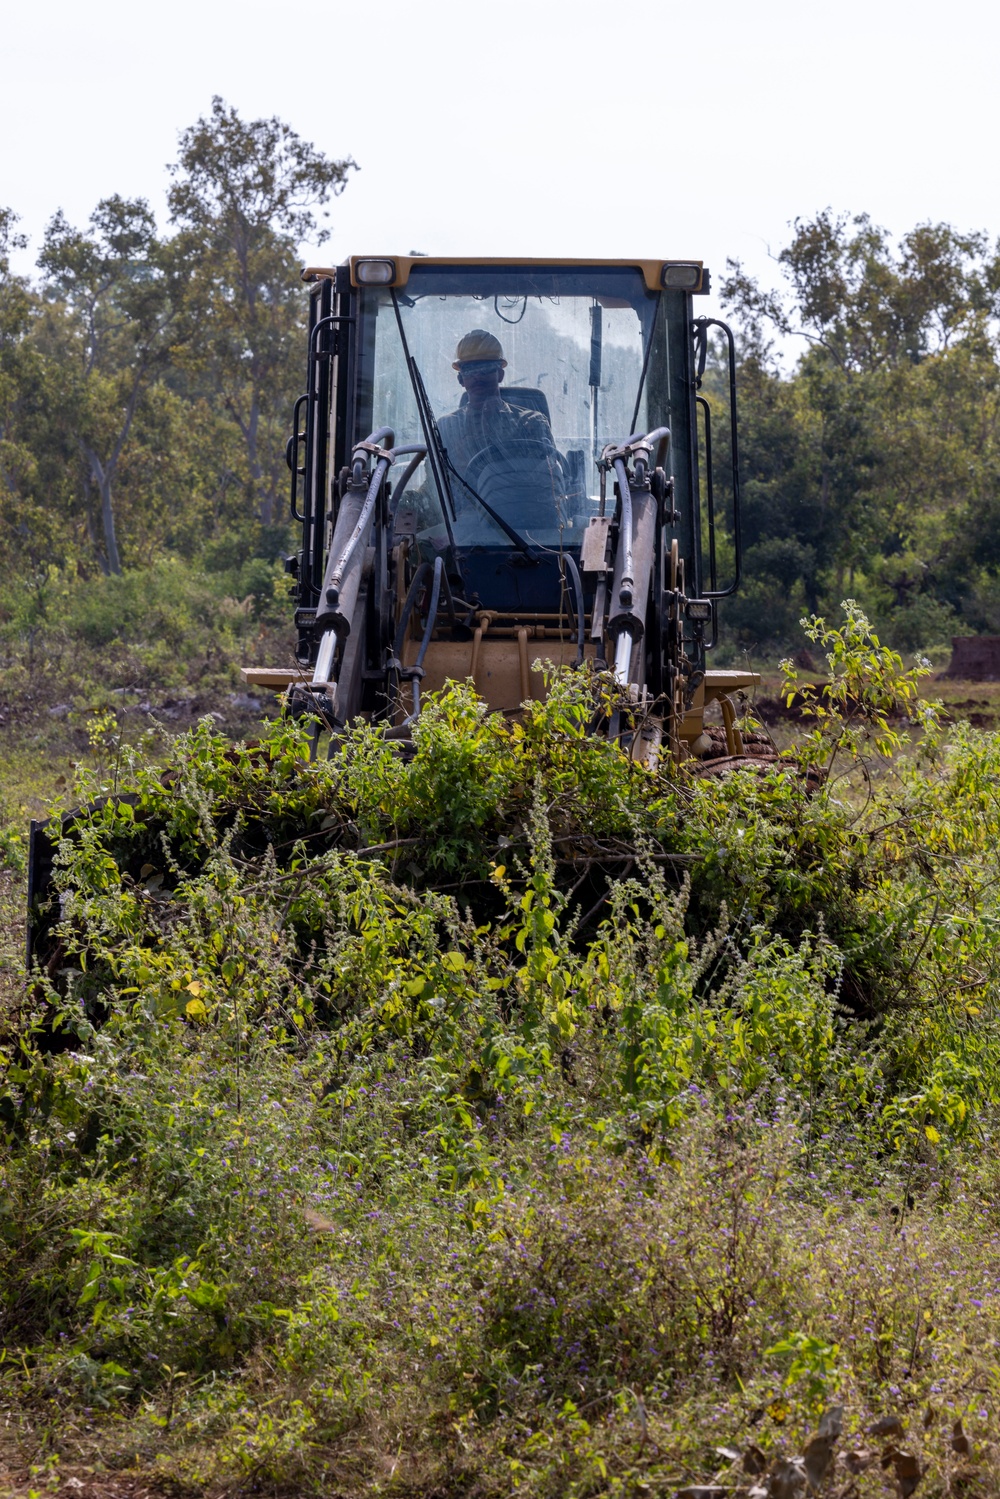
[747, 669, 1000, 732]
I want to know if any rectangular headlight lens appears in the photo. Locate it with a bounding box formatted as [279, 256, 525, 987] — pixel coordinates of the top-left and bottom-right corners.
[685, 599, 713, 620]
[662, 263, 701, 290]
[356, 258, 396, 285]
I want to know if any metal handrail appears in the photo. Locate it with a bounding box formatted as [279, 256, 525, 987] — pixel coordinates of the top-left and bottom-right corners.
[288, 393, 309, 521]
[693, 318, 742, 599]
[696, 396, 717, 594]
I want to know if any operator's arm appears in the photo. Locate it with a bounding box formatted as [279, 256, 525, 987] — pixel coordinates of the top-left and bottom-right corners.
[518, 407, 566, 485]
[517, 407, 555, 449]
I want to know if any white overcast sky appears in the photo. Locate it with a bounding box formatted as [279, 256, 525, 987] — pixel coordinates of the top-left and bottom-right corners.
[2, 0, 997, 328]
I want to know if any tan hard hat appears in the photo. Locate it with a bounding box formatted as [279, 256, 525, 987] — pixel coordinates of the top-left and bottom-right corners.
[452, 329, 506, 368]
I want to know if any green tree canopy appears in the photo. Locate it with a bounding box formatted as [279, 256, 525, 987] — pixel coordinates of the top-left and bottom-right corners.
[36, 196, 175, 573]
[167, 96, 356, 527]
[720, 212, 1000, 652]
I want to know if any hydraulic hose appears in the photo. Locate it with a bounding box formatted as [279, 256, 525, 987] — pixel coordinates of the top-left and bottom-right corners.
[351, 427, 395, 484]
[640, 426, 671, 468]
[329, 442, 426, 607]
[620, 426, 670, 455]
[613, 457, 634, 608]
[563, 552, 586, 667]
[402, 555, 444, 727]
[415, 555, 444, 673]
[392, 561, 433, 661]
[389, 448, 427, 514]
[326, 456, 390, 607]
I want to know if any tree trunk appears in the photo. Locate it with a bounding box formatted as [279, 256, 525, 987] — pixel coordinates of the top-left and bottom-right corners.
[84, 447, 122, 575]
[99, 471, 122, 575]
[246, 389, 271, 526]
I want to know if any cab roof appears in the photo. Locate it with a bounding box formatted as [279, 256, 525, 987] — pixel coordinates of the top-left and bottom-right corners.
[302, 256, 707, 295]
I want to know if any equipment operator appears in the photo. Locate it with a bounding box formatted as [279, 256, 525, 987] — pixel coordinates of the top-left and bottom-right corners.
[437, 330, 560, 480]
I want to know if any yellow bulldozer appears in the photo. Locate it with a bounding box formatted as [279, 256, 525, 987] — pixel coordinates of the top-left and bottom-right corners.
[26, 255, 760, 981]
[244, 255, 756, 762]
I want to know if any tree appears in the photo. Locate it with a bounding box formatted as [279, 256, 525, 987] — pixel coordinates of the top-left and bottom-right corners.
[0, 208, 31, 493]
[37, 196, 174, 574]
[0, 208, 72, 580]
[167, 97, 356, 527]
[719, 213, 1000, 651]
[727, 211, 989, 373]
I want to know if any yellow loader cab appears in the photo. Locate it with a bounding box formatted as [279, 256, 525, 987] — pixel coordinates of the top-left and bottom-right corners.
[244, 257, 757, 762]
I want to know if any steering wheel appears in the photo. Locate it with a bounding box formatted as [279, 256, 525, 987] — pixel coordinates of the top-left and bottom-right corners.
[461, 437, 565, 495]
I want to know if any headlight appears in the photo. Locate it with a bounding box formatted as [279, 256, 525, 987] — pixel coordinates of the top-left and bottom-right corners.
[662, 263, 702, 290]
[355, 258, 396, 286]
[685, 599, 713, 620]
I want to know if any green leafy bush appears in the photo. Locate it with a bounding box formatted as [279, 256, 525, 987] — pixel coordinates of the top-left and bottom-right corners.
[6, 607, 1000, 1493]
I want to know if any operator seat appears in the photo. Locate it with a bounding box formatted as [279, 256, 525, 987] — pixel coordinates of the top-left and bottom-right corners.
[459, 386, 552, 424]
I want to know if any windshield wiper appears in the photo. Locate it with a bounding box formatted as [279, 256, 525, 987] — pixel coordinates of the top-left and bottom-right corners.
[390, 291, 537, 561]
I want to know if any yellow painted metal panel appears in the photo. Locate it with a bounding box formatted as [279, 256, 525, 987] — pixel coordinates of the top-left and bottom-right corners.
[302, 258, 705, 295]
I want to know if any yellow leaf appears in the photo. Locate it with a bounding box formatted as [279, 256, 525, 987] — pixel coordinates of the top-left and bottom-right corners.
[925, 1124, 941, 1144]
[185, 998, 208, 1019]
[186, 980, 202, 996]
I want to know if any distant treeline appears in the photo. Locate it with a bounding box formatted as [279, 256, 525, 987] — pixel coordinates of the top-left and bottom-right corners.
[718, 213, 1000, 657]
[2, 109, 999, 657]
[0, 98, 354, 584]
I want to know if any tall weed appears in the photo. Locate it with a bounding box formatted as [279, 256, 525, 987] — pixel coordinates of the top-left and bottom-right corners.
[5, 608, 1000, 1492]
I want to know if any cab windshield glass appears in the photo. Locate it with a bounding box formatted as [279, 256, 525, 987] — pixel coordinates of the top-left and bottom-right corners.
[356, 265, 671, 551]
